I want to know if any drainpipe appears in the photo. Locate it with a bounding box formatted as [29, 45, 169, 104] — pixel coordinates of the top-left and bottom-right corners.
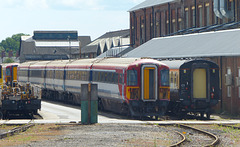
[214, 0, 224, 19]
[194, 0, 197, 27]
[144, 8, 146, 43]
[220, 0, 234, 19]
[220, 56, 223, 112]
[168, 3, 171, 34]
[152, 6, 154, 39]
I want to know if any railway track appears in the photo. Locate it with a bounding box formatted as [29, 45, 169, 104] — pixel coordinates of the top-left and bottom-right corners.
[159, 124, 219, 147]
[0, 120, 34, 139]
[218, 124, 240, 130]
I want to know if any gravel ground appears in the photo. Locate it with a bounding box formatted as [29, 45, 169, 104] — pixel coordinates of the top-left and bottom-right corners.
[3, 123, 237, 147]
[1, 120, 240, 146]
[16, 123, 178, 147]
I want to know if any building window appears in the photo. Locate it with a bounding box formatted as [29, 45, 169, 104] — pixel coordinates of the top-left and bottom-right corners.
[184, 7, 189, 28]
[177, 8, 182, 30]
[155, 12, 160, 37]
[238, 68, 240, 98]
[228, 0, 234, 21]
[171, 9, 176, 33]
[205, 3, 210, 26]
[161, 11, 165, 36]
[166, 11, 169, 35]
[198, 5, 203, 27]
[227, 68, 231, 97]
[140, 16, 145, 44]
[191, 6, 196, 27]
[150, 13, 153, 39]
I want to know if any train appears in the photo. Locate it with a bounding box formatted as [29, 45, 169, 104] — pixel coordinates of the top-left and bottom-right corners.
[17, 58, 170, 118]
[162, 59, 220, 119]
[1, 58, 220, 120]
[0, 63, 41, 119]
[2, 63, 19, 87]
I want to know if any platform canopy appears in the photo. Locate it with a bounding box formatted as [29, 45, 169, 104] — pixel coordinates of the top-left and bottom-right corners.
[123, 29, 240, 59]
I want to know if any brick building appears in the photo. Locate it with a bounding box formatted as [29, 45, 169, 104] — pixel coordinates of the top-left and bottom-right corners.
[129, 0, 240, 48]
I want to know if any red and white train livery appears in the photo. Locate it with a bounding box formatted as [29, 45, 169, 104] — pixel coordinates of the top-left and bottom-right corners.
[18, 58, 170, 118]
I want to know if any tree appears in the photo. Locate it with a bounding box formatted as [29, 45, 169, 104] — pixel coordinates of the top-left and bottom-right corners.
[0, 33, 29, 56]
[3, 58, 14, 63]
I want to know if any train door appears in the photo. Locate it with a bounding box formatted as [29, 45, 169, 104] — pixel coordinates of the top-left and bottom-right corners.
[12, 65, 18, 87]
[192, 67, 209, 100]
[118, 70, 125, 101]
[141, 65, 158, 101]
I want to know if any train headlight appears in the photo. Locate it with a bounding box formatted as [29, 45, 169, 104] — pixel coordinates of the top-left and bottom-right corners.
[211, 93, 214, 99]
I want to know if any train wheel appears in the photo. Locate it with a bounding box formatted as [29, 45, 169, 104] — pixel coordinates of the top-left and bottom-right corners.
[200, 112, 204, 118]
[98, 98, 104, 111]
[206, 113, 210, 120]
[0, 111, 3, 120]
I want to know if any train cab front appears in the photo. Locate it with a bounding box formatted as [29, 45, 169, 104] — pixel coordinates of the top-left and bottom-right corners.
[126, 63, 170, 118]
[179, 60, 220, 118]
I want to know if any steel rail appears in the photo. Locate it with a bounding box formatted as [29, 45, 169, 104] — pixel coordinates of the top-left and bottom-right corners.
[0, 120, 35, 139]
[218, 124, 240, 130]
[169, 130, 186, 147]
[158, 124, 186, 147]
[160, 124, 219, 147]
[178, 124, 219, 147]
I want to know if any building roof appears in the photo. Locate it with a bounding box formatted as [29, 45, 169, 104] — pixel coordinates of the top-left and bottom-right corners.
[81, 29, 130, 54]
[123, 28, 240, 59]
[128, 0, 176, 12]
[96, 46, 132, 58]
[78, 36, 91, 47]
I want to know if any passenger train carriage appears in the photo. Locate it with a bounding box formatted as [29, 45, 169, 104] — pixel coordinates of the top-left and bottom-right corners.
[18, 58, 170, 118]
[162, 59, 220, 119]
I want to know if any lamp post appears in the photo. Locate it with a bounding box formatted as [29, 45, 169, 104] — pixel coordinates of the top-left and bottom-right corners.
[67, 36, 71, 59]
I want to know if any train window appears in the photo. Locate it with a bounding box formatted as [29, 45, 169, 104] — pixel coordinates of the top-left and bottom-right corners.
[113, 73, 118, 84]
[6, 68, 11, 76]
[55, 70, 64, 79]
[47, 70, 54, 79]
[119, 73, 123, 85]
[127, 70, 138, 86]
[92, 71, 96, 81]
[161, 69, 169, 86]
[18, 70, 28, 77]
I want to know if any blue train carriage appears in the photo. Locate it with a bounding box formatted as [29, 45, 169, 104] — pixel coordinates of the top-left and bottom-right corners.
[179, 59, 220, 119]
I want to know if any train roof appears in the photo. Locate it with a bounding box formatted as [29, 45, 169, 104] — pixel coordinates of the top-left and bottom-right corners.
[160, 60, 187, 69]
[45, 60, 71, 68]
[2, 63, 20, 68]
[93, 58, 140, 66]
[180, 59, 219, 69]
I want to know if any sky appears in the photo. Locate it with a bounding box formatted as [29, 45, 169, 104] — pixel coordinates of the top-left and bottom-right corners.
[0, 0, 144, 41]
